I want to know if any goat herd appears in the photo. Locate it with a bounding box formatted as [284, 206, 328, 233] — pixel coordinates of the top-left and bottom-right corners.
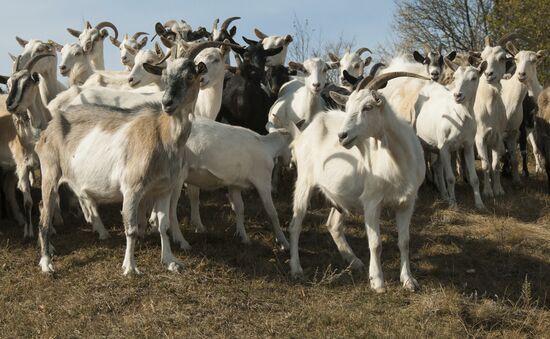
[0, 17, 549, 293]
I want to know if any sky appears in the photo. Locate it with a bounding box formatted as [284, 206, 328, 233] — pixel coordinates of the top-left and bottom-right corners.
[0, 0, 396, 79]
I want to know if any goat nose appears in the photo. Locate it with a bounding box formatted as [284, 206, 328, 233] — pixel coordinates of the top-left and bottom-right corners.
[486, 71, 494, 77]
[338, 132, 347, 140]
[313, 83, 320, 88]
[164, 99, 174, 107]
[519, 72, 526, 77]
[59, 65, 66, 71]
[128, 77, 134, 83]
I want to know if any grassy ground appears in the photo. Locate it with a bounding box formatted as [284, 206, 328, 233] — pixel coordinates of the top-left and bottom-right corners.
[0, 167, 549, 338]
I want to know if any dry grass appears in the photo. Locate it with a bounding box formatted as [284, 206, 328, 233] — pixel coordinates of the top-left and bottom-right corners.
[1, 166, 550, 338]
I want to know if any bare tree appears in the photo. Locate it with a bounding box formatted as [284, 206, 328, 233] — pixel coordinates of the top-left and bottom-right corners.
[392, 0, 493, 53]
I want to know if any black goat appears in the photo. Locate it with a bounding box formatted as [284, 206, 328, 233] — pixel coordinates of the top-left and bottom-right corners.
[217, 37, 282, 134]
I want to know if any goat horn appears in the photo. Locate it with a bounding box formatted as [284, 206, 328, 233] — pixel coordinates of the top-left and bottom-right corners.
[497, 31, 528, 46]
[369, 63, 386, 77]
[505, 41, 519, 56]
[423, 43, 431, 55]
[85, 20, 92, 29]
[221, 17, 240, 31]
[355, 47, 371, 56]
[25, 53, 55, 73]
[185, 41, 242, 60]
[95, 21, 119, 40]
[14, 55, 21, 72]
[132, 32, 149, 40]
[110, 36, 121, 47]
[254, 28, 268, 40]
[212, 18, 220, 31]
[360, 72, 430, 91]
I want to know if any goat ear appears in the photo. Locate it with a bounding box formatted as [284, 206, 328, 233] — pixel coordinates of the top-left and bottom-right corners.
[446, 51, 457, 61]
[0, 75, 9, 84]
[231, 45, 246, 56]
[196, 62, 208, 75]
[67, 28, 82, 38]
[15, 36, 28, 47]
[536, 50, 546, 63]
[8, 53, 16, 61]
[288, 69, 297, 76]
[444, 57, 459, 71]
[155, 42, 163, 57]
[288, 61, 306, 73]
[138, 36, 148, 49]
[265, 46, 283, 57]
[155, 22, 167, 37]
[143, 63, 164, 76]
[242, 36, 258, 46]
[363, 56, 373, 67]
[229, 26, 237, 37]
[328, 61, 339, 70]
[328, 52, 340, 63]
[234, 54, 243, 67]
[160, 36, 173, 48]
[31, 72, 40, 83]
[124, 44, 137, 55]
[413, 51, 425, 64]
[477, 60, 488, 75]
[329, 91, 349, 106]
[295, 119, 306, 129]
[254, 28, 268, 40]
[343, 70, 359, 85]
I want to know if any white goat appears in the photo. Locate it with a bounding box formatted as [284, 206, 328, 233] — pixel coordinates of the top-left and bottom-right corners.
[415, 59, 487, 209]
[184, 117, 290, 247]
[473, 35, 515, 197]
[288, 72, 428, 292]
[110, 32, 149, 70]
[267, 58, 334, 130]
[254, 28, 293, 66]
[66, 21, 119, 70]
[328, 47, 373, 91]
[32, 42, 227, 274]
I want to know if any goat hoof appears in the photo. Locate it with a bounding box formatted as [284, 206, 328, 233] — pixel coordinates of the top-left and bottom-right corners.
[290, 268, 304, 280]
[39, 257, 55, 274]
[402, 277, 419, 292]
[167, 261, 184, 273]
[475, 203, 486, 211]
[122, 266, 141, 276]
[97, 231, 110, 240]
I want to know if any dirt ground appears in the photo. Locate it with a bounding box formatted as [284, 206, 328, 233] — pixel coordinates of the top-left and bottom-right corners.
[0, 166, 549, 338]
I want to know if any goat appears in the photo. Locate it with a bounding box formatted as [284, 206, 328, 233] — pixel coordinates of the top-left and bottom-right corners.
[288, 72, 428, 292]
[218, 37, 282, 134]
[253, 28, 293, 66]
[415, 58, 487, 209]
[379, 46, 456, 124]
[67, 21, 119, 70]
[183, 117, 290, 248]
[535, 88, 550, 192]
[328, 47, 373, 91]
[472, 34, 517, 197]
[30, 42, 228, 274]
[110, 32, 149, 70]
[267, 58, 335, 130]
[210, 17, 240, 43]
[14, 38, 66, 107]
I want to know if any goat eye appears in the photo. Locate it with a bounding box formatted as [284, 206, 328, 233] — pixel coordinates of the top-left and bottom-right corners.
[364, 105, 373, 111]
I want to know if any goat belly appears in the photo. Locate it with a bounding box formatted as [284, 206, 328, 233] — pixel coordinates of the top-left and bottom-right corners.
[69, 126, 128, 201]
[185, 168, 227, 190]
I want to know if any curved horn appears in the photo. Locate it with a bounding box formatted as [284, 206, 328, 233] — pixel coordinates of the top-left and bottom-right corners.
[254, 28, 268, 40]
[15, 36, 28, 47]
[212, 18, 220, 31]
[497, 31, 528, 46]
[505, 41, 519, 56]
[221, 16, 240, 31]
[85, 20, 92, 29]
[132, 32, 149, 40]
[355, 47, 372, 56]
[185, 41, 242, 60]
[25, 53, 55, 73]
[110, 36, 121, 47]
[369, 63, 386, 77]
[95, 21, 119, 40]
[359, 72, 430, 91]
